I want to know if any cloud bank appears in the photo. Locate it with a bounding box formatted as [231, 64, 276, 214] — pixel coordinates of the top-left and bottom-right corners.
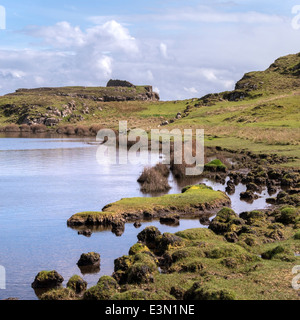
[0, 4, 299, 100]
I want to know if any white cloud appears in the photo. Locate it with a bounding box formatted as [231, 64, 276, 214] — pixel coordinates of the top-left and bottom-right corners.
[96, 56, 113, 77]
[184, 87, 198, 94]
[160, 43, 168, 59]
[0, 4, 299, 101]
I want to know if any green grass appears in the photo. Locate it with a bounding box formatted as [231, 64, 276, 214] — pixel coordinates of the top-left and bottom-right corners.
[117, 228, 300, 300]
[69, 185, 229, 223]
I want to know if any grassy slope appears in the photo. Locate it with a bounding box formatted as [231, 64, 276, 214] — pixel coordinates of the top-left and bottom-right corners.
[0, 53, 299, 167]
[147, 233, 300, 300]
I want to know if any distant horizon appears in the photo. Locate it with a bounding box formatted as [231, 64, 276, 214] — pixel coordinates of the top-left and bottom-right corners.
[0, 1, 300, 100]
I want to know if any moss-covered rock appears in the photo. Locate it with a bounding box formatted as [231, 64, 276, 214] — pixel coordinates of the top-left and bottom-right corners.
[40, 288, 76, 300]
[127, 264, 155, 284]
[77, 252, 100, 267]
[240, 210, 267, 225]
[31, 270, 64, 289]
[184, 282, 235, 300]
[175, 228, 220, 241]
[83, 276, 119, 300]
[261, 245, 295, 261]
[155, 233, 185, 255]
[66, 275, 87, 294]
[204, 159, 227, 173]
[274, 206, 299, 225]
[137, 226, 161, 249]
[205, 243, 257, 263]
[209, 208, 244, 240]
[294, 231, 300, 239]
[129, 243, 150, 256]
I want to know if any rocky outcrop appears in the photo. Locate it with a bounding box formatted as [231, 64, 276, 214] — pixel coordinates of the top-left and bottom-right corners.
[107, 79, 135, 88]
[77, 252, 101, 267]
[31, 270, 64, 289]
[66, 275, 87, 294]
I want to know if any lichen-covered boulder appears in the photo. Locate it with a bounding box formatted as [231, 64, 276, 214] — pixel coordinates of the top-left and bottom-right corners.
[31, 270, 64, 289]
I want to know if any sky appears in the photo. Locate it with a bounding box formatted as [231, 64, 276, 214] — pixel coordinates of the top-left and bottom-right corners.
[0, 0, 299, 100]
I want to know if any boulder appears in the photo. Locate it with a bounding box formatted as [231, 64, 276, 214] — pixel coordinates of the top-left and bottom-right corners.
[67, 275, 87, 294]
[209, 207, 244, 236]
[31, 270, 64, 289]
[77, 252, 100, 267]
[240, 190, 259, 201]
[137, 226, 161, 249]
[83, 276, 119, 300]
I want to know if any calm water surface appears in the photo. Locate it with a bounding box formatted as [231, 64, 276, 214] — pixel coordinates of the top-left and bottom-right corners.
[0, 133, 275, 300]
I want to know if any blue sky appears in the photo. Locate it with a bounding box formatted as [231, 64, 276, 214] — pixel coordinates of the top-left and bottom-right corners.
[0, 0, 299, 100]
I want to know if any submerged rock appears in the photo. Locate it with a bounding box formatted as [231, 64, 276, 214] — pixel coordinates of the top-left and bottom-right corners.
[78, 229, 92, 237]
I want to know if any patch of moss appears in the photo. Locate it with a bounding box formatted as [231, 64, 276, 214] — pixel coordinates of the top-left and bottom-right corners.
[184, 282, 236, 300]
[83, 276, 119, 300]
[294, 231, 300, 240]
[40, 288, 76, 301]
[204, 159, 227, 172]
[205, 243, 258, 263]
[66, 275, 87, 294]
[68, 185, 230, 226]
[129, 243, 150, 256]
[261, 245, 295, 262]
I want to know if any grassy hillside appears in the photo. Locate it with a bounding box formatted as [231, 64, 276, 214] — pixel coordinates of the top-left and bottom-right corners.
[0, 53, 299, 167]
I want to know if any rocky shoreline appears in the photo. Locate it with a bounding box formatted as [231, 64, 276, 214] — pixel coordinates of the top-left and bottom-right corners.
[34, 146, 299, 300]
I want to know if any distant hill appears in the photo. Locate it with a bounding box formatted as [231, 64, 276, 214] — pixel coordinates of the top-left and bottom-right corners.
[0, 82, 159, 126]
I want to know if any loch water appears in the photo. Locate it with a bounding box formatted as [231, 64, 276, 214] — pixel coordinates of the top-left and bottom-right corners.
[0, 133, 275, 300]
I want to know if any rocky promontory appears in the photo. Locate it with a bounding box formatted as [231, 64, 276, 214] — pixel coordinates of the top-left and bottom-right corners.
[0, 81, 160, 127]
[67, 185, 231, 233]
